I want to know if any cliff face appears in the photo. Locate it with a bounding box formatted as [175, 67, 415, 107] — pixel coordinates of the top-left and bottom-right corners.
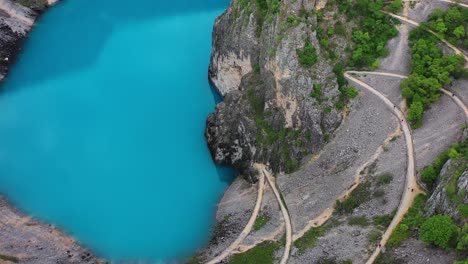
[206, 0, 346, 180]
[425, 159, 468, 225]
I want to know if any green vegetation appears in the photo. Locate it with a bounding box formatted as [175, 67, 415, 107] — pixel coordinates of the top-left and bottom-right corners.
[376, 174, 393, 186]
[420, 215, 458, 250]
[457, 224, 468, 251]
[0, 254, 19, 263]
[385, 0, 403, 13]
[297, 38, 318, 68]
[337, 0, 399, 69]
[15, 0, 47, 8]
[401, 23, 465, 128]
[310, 84, 324, 103]
[420, 139, 468, 196]
[255, 0, 281, 35]
[335, 182, 371, 214]
[453, 260, 468, 264]
[368, 229, 382, 245]
[423, 7, 468, 49]
[253, 213, 271, 231]
[348, 216, 369, 226]
[387, 194, 427, 247]
[373, 211, 395, 228]
[246, 88, 303, 173]
[316, 257, 353, 264]
[228, 240, 281, 264]
[294, 224, 335, 254]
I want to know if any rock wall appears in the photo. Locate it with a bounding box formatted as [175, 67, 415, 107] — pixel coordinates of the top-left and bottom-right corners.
[206, 0, 345, 180]
[425, 159, 468, 225]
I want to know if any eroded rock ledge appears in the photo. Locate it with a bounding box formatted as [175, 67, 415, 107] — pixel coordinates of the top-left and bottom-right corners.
[205, 0, 343, 181]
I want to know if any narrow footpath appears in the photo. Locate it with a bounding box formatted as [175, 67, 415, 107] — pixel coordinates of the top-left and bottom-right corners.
[344, 72, 422, 264]
[206, 164, 266, 264]
[384, 11, 468, 67]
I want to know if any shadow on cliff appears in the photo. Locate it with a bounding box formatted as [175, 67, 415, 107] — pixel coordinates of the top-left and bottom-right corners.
[0, 0, 229, 90]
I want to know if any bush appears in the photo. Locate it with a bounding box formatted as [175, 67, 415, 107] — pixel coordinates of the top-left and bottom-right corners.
[345, 86, 359, 99]
[373, 212, 395, 227]
[386, 0, 403, 13]
[420, 215, 458, 250]
[421, 165, 437, 186]
[297, 38, 318, 67]
[387, 223, 410, 248]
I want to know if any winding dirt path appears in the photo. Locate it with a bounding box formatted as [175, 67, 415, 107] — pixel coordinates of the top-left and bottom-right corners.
[261, 167, 292, 264]
[441, 88, 468, 120]
[347, 71, 468, 120]
[436, 0, 468, 8]
[206, 164, 266, 264]
[344, 72, 422, 264]
[383, 11, 468, 67]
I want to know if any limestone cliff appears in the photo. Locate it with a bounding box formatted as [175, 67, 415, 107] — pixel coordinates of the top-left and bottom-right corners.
[205, 0, 348, 180]
[425, 159, 468, 225]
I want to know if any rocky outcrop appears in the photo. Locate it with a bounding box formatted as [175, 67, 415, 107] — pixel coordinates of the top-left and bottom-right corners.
[206, 0, 345, 180]
[425, 159, 468, 224]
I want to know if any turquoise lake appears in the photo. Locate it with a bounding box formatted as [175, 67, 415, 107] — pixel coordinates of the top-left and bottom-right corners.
[0, 0, 233, 262]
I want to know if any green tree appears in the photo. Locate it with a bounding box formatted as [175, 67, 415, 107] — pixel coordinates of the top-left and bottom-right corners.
[408, 100, 424, 128]
[421, 165, 437, 186]
[420, 215, 458, 250]
[453, 26, 465, 39]
[297, 38, 318, 67]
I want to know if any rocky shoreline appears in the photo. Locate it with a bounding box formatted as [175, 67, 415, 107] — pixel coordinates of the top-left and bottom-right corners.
[0, 196, 103, 264]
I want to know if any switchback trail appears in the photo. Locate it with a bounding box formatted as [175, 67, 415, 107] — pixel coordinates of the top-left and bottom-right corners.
[206, 164, 266, 264]
[383, 11, 468, 68]
[344, 72, 422, 264]
[261, 167, 292, 264]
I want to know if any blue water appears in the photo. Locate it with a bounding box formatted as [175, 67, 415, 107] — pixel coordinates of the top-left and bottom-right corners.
[0, 0, 232, 262]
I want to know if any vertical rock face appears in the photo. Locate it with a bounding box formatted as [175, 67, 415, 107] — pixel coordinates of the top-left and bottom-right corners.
[425, 159, 468, 225]
[206, 0, 344, 180]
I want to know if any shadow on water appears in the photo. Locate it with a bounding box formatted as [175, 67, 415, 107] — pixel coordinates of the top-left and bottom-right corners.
[1, 0, 229, 91]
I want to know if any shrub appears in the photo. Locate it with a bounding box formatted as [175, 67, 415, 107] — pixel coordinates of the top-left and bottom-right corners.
[336, 182, 371, 214]
[387, 223, 410, 248]
[373, 212, 395, 227]
[345, 86, 359, 99]
[386, 0, 403, 13]
[420, 215, 458, 250]
[297, 38, 318, 67]
[421, 165, 438, 186]
[377, 174, 393, 186]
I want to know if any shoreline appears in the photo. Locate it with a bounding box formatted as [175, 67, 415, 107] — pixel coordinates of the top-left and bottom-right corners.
[0, 195, 103, 263]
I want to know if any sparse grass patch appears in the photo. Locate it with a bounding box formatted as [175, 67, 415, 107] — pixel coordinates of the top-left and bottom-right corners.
[0, 254, 19, 263]
[373, 211, 396, 228]
[376, 174, 393, 186]
[294, 224, 335, 254]
[335, 182, 371, 214]
[368, 229, 382, 245]
[253, 213, 271, 231]
[348, 216, 369, 227]
[228, 240, 281, 264]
